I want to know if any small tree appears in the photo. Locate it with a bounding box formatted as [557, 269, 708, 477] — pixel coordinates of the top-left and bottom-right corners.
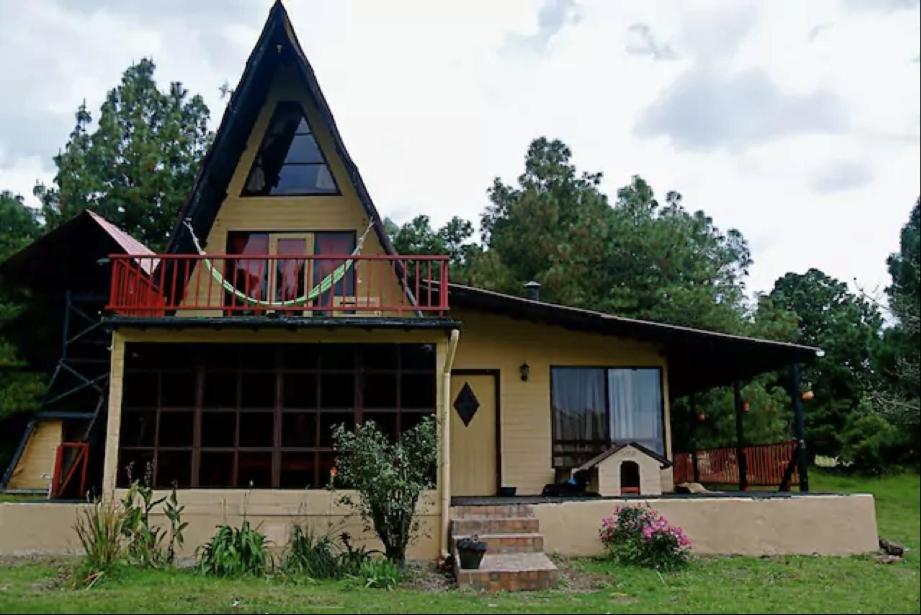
[332, 416, 437, 566]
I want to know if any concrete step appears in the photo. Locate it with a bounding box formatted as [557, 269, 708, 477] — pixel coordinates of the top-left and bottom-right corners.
[451, 504, 535, 519]
[451, 516, 540, 536]
[455, 552, 559, 592]
[453, 532, 544, 554]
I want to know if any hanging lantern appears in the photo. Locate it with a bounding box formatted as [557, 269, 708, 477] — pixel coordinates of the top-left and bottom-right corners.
[802, 390, 815, 401]
[695, 411, 707, 422]
[742, 401, 751, 413]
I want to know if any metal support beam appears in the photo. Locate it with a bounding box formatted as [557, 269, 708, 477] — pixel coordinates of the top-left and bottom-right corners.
[789, 360, 809, 492]
[733, 380, 748, 491]
[688, 392, 700, 483]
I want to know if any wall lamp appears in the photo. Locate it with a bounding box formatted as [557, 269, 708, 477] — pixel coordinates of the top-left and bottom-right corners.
[519, 362, 530, 382]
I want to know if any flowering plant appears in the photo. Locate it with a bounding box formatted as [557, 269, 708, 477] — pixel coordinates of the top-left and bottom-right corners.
[599, 505, 691, 571]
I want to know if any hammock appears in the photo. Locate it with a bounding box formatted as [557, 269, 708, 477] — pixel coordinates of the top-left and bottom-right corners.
[183, 219, 374, 308]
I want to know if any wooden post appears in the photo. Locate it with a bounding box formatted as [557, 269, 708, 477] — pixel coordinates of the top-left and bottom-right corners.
[790, 360, 809, 492]
[688, 392, 700, 483]
[733, 380, 748, 491]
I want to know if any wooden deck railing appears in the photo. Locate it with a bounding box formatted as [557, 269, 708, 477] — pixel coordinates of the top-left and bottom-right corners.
[673, 441, 799, 488]
[107, 253, 450, 317]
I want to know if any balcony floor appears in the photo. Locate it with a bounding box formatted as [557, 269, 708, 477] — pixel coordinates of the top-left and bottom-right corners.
[104, 314, 462, 330]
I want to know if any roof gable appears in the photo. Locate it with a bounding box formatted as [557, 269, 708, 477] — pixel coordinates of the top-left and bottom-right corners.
[166, 0, 395, 256]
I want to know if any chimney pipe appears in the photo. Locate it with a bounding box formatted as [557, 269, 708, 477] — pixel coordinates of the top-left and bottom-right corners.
[524, 281, 541, 301]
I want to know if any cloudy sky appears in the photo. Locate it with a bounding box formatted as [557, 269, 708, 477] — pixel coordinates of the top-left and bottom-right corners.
[1, 0, 918, 298]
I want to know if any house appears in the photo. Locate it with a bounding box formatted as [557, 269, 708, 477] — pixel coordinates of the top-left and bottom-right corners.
[0, 1, 879, 591]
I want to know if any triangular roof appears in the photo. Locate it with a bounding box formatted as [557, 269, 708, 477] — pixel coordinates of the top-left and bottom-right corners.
[577, 442, 673, 472]
[165, 0, 396, 257]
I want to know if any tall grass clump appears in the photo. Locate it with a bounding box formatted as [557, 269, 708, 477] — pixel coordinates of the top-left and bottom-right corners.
[197, 520, 270, 577]
[73, 498, 126, 587]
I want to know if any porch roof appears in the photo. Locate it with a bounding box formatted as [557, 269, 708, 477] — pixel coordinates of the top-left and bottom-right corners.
[103, 315, 462, 331]
[446, 283, 820, 397]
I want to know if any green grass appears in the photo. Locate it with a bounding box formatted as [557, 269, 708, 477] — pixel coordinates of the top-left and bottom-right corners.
[0, 470, 917, 614]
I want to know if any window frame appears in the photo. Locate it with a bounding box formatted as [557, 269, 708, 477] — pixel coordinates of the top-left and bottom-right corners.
[118, 343, 437, 490]
[549, 365, 667, 468]
[241, 101, 341, 197]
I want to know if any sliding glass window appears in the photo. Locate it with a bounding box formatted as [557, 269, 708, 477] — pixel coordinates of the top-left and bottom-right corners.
[551, 367, 664, 468]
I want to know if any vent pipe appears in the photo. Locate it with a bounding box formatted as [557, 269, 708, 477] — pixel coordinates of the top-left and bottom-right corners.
[524, 281, 541, 301]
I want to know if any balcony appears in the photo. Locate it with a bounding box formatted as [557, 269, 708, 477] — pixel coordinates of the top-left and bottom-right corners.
[107, 253, 449, 318]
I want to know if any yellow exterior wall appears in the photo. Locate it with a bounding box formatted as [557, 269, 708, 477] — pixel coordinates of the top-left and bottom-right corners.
[7, 419, 62, 491]
[177, 64, 409, 316]
[451, 307, 673, 496]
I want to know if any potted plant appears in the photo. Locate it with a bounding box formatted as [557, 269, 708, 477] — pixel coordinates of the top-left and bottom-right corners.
[456, 535, 488, 570]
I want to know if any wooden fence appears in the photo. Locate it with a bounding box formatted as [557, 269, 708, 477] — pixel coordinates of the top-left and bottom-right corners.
[673, 440, 799, 488]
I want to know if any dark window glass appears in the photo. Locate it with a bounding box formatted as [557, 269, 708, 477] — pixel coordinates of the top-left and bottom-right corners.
[319, 344, 354, 369]
[317, 453, 337, 487]
[283, 373, 317, 408]
[401, 374, 435, 409]
[158, 412, 193, 447]
[400, 344, 436, 370]
[202, 412, 236, 448]
[319, 413, 354, 447]
[280, 452, 315, 489]
[284, 344, 318, 369]
[156, 451, 191, 488]
[120, 411, 156, 447]
[282, 413, 315, 447]
[363, 373, 397, 409]
[367, 412, 398, 441]
[237, 453, 273, 488]
[118, 449, 154, 485]
[241, 372, 276, 408]
[401, 412, 431, 435]
[200, 452, 235, 487]
[361, 345, 397, 370]
[160, 371, 196, 407]
[320, 374, 354, 409]
[203, 371, 237, 408]
[124, 372, 158, 408]
[242, 102, 338, 196]
[239, 412, 274, 447]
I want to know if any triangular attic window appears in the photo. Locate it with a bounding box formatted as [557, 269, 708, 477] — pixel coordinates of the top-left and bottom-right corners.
[243, 101, 339, 196]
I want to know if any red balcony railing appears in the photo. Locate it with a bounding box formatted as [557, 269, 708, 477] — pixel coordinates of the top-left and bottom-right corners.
[107, 253, 449, 317]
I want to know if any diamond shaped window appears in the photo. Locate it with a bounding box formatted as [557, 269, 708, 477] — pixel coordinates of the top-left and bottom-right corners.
[453, 382, 480, 427]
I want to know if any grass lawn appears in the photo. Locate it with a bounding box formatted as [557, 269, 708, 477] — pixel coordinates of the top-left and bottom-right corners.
[0, 470, 917, 614]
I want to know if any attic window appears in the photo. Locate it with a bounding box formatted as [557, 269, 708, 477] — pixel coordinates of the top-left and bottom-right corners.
[243, 102, 339, 196]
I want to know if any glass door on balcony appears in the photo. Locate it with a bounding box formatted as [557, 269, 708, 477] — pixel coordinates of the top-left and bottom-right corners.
[270, 234, 312, 311]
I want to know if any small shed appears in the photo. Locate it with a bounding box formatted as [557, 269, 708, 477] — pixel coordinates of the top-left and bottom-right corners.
[577, 442, 673, 497]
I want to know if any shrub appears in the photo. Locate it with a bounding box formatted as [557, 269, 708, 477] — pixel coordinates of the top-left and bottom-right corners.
[332, 416, 437, 566]
[197, 521, 270, 577]
[599, 505, 690, 571]
[281, 526, 344, 580]
[839, 412, 904, 474]
[120, 478, 186, 567]
[354, 558, 403, 590]
[73, 498, 125, 587]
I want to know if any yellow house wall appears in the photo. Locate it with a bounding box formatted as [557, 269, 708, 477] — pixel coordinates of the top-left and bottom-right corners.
[6, 419, 62, 491]
[450, 307, 673, 496]
[177, 63, 408, 316]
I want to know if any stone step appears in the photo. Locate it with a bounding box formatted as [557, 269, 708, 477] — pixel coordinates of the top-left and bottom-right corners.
[451, 516, 540, 536]
[455, 552, 559, 592]
[451, 504, 535, 519]
[453, 532, 544, 554]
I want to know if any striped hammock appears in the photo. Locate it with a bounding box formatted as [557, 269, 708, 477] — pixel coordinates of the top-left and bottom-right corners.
[183, 219, 374, 308]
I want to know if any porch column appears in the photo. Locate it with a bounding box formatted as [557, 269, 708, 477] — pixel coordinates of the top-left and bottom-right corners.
[101, 330, 126, 497]
[789, 360, 809, 492]
[688, 392, 700, 483]
[733, 380, 748, 491]
[439, 330, 460, 559]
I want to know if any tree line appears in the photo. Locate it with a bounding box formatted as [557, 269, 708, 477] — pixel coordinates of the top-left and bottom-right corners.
[1, 60, 918, 473]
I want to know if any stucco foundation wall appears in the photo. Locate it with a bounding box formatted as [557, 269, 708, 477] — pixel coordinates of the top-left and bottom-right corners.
[535, 494, 879, 557]
[0, 490, 441, 560]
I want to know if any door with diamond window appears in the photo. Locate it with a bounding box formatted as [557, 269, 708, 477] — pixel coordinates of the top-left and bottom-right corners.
[449, 372, 498, 496]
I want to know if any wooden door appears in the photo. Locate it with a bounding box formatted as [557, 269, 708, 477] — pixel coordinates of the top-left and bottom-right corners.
[450, 372, 498, 496]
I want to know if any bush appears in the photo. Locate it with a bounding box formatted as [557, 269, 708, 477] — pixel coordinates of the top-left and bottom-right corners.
[354, 558, 403, 590]
[599, 505, 691, 571]
[332, 416, 437, 566]
[280, 526, 378, 582]
[120, 479, 186, 567]
[197, 520, 270, 577]
[73, 498, 125, 587]
[839, 412, 904, 474]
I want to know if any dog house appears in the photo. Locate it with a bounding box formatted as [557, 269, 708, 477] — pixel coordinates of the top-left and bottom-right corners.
[577, 442, 672, 496]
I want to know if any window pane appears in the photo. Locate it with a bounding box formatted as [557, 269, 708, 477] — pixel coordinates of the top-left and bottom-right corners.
[120, 411, 156, 447]
[118, 450, 154, 487]
[123, 372, 158, 408]
[284, 344, 318, 369]
[283, 373, 317, 408]
[272, 164, 337, 195]
[401, 374, 435, 409]
[319, 413, 354, 447]
[280, 452, 315, 489]
[361, 344, 397, 370]
[285, 134, 324, 163]
[156, 451, 191, 489]
[366, 412, 398, 441]
[158, 412, 193, 447]
[551, 368, 607, 466]
[400, 344, 435, 370]
[202, 412, 236, 448]
[282, 413, 316, 447]
[237, 453, 273, 488]
[320, 374, 354, 409]
[241, 372, 276, 408]
[160, 371, 196, 407]
[319, 344, 354, 369]
[275, 238, 307, 301]
[226, 233, 269, 303]
[314, 234, 356, 298]
[239, 412, 275, 447]
[200, 452, 234, 487]
[203, 371, 237, 408]
[363, 373, 397, 409]
[608, 369, 664, 454]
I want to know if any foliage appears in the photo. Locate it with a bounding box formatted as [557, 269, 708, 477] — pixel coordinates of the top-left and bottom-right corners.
[599, 505, 691, 571]
[280, 526, 376, 581]
[33, 59, 211, 251]
[332, 415, 437, 566]
[73, 498, 126, 588]
[196, 521, 270, 578]
[0, 191, 43, 260]
[120, 468, 187, 568]
[839, 409, 906, 475]
[353, 558, 403, 590]
[768, 268, 883, 458]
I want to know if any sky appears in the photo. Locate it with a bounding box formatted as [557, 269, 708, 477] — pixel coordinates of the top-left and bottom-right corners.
[1, 0, 918, 299]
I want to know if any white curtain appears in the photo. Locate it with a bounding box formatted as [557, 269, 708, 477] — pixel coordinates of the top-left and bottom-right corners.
[608, 368, 664, 454]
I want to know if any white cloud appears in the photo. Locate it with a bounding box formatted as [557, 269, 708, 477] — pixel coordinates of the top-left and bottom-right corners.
[0, 0, 918, 302]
